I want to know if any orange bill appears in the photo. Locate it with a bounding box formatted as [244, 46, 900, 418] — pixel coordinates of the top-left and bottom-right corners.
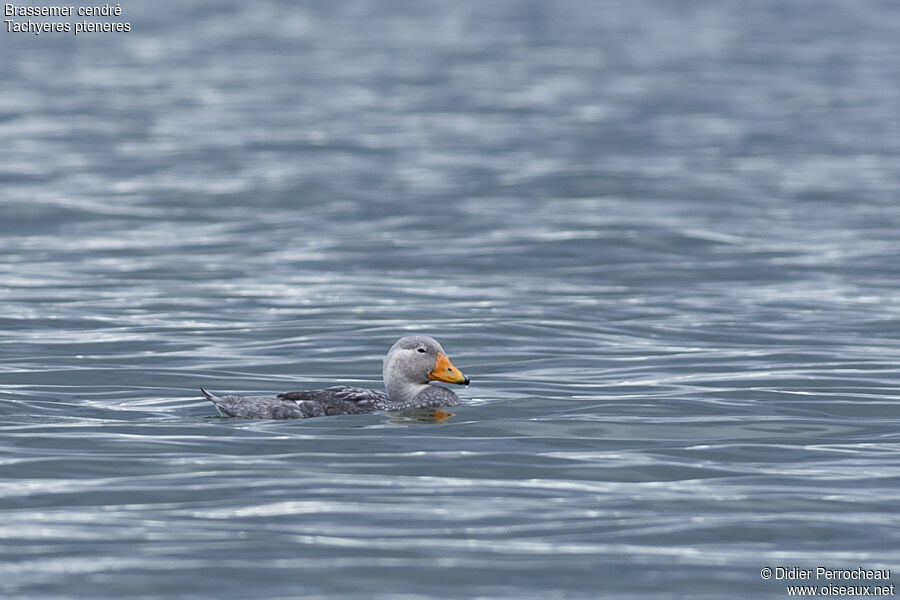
[428, 352, 470, 385]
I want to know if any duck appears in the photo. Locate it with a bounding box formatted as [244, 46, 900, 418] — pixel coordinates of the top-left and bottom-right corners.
[200, 335, 470, 419]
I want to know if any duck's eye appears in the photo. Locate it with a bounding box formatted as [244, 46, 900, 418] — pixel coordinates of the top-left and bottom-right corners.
[416, 347, 427, 353]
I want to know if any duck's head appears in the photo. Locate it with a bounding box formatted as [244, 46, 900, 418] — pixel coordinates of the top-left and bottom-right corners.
[383, 335, 470, 391]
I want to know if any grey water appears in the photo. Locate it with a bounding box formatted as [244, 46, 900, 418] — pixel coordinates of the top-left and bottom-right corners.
[2, 1, 900, 598]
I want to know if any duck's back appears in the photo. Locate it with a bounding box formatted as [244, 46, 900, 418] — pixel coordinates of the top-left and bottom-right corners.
[202, 382, 461, 419]
[202, 386, 388, 419]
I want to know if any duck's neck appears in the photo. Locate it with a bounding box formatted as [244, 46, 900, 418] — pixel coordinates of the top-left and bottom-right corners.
[385, 378, 430, 405]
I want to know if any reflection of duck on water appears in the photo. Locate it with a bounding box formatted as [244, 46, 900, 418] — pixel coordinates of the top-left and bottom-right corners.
[201, 335, 470, 420]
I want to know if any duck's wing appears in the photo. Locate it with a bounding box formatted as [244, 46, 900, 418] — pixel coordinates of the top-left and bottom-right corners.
[277, 386, 389, 415]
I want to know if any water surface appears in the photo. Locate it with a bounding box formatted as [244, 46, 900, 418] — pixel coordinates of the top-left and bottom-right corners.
[2, 1, 900, 598]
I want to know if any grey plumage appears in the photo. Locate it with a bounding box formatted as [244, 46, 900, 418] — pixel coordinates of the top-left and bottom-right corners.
[201, 335, 468, 420]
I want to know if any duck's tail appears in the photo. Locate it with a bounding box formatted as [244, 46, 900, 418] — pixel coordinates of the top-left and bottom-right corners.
[200, 387, 230, 417]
